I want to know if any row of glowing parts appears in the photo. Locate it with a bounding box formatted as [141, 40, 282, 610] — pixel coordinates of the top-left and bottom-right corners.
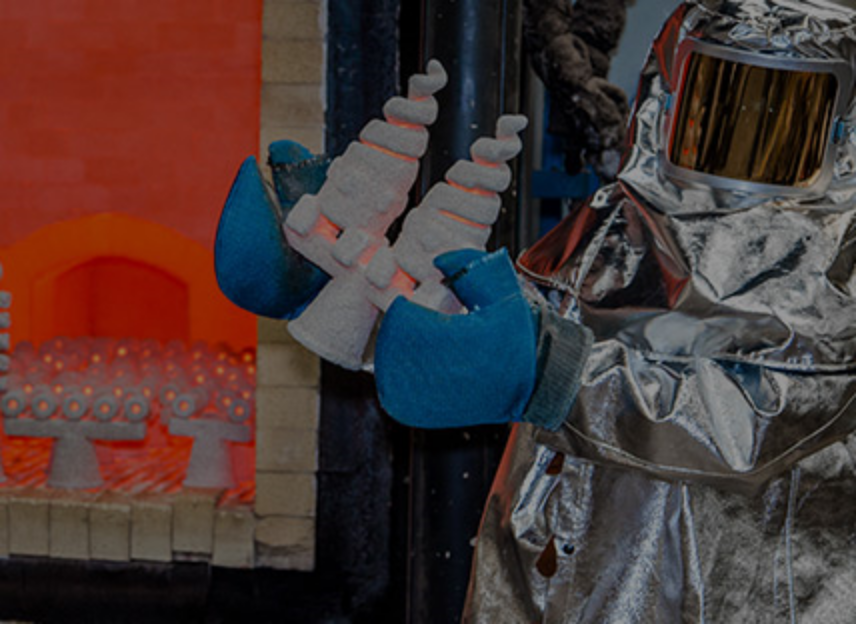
[2, 338, 254, 425]
[0, 338, 256, 490]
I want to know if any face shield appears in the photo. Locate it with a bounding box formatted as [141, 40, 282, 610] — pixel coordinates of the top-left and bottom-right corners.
[661, 39, 853, 196]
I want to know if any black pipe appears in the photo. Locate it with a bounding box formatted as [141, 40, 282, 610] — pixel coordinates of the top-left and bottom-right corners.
[420, 0, 525, 254]
[407, 1, 523, 622]
[324, 0, 413, 621]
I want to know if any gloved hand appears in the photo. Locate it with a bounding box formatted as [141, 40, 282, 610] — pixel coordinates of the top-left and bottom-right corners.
[214, 140, 330, 320]
[374, 248, 539, 428]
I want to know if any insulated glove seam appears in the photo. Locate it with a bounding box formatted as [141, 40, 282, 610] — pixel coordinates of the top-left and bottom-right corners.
[521, 305, 594, 431]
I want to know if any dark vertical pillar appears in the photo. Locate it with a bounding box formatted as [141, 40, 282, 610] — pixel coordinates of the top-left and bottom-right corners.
[419, 0, 525, 252]
[407, 2, 523, 623]
[326, 0, 400, 155]
[323, 1, 410, 621]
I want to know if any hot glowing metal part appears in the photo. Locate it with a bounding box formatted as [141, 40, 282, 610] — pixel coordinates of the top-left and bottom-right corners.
[284, 60, 528, 370]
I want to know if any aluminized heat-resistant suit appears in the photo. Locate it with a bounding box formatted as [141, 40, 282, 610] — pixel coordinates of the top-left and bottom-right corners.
[463, 1, 856, 621]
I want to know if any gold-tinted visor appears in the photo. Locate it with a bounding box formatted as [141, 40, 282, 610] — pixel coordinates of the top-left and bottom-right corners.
[667, 46, 843, 189]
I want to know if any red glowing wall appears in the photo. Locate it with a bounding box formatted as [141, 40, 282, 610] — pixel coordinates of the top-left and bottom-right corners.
[0, 0, 261, 348]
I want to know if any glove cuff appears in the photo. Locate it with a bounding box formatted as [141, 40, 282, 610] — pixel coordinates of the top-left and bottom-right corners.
[520, 304, 593, 431]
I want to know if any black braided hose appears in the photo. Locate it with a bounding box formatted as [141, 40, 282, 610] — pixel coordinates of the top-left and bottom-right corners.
[524, 0, 631, 179]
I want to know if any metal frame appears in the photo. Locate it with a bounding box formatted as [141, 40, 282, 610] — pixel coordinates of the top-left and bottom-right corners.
[660, 37, 854, 197]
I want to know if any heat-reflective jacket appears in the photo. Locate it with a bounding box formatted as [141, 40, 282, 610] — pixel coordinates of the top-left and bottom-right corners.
[463, 1, 856, 621]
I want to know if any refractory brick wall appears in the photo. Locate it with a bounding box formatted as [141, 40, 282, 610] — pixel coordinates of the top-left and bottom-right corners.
[0, 0, 263, 250]
[253, 0, 326, 571]
[0, 0, 326, 572]
[260, 0, 326, 155]
[0, 0, 261, 349]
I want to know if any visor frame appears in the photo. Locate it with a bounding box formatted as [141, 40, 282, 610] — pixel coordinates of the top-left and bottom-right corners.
[661, 38, 854, 197]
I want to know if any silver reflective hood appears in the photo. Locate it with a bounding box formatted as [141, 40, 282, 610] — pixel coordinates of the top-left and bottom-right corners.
[620, 0, 856, 213]
[467, 4, 856, 621]
[517, 1, 856, 486]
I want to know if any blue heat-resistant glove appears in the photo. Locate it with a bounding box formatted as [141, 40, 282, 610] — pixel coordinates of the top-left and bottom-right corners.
[376, 248, 594, 430]
[375, 248, 539, 428]
[214, 140, 330, 320]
